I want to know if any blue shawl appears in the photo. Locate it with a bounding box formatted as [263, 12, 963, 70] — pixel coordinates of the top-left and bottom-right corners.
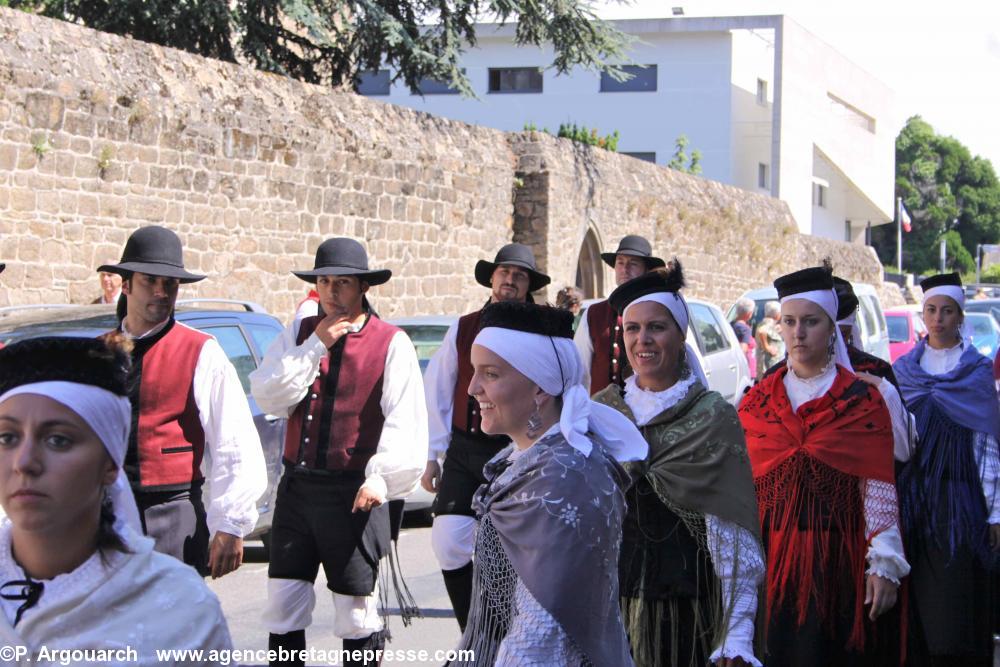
[894, 339, 1000, 564]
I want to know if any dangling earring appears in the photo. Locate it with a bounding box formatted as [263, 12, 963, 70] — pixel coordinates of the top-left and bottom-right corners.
[526, 400, 543, 438]
[827, 334, 836, 360]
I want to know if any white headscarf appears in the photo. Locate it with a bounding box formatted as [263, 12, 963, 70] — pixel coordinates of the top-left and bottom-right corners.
[622, 293, 710, 387]
[922, 284, 971, 342]
[0, 381, 141, 535]
[472, 328, 648, 463]
[779, 289, 853, 371]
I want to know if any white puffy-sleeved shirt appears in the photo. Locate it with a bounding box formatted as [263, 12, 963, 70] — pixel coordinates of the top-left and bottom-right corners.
[783, 364, 911, 584]
[0, 524, 232, 666]
[423, 320, 461, 462]
[918, 341, 1000, 524]
[249, 316, 428, 501]
[623, 374, 765, 667]
[572, 305, 596, 390]
[123, 319, 267, 539]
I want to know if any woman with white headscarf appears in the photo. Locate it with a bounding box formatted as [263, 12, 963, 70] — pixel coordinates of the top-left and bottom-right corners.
[593, 264, 764, 667]
[893, 272, 999, 666]
[0, 335, 232, 665]
[454, 301, 647, 666]
[738, 265, 909, 666]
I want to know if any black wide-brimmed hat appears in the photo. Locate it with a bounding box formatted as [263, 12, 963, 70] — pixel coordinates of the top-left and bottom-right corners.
[833, 277, 858, 321]
[97, 225, 205, 283]
[0, 263, 5, 274]
[600, 235, 666, 270]
[474, 243, 551, 292]
[292, 237, 391, 286]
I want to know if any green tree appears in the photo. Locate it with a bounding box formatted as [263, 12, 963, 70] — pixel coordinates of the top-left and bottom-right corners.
[667, 134, 702, 175]
[10, 0, 633, 97]
[873, 115, 1000, 274]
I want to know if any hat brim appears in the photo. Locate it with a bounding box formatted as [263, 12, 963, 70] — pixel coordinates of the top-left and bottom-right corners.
[292, 267, 392, 286]
[97, 261, 206, 284]
[474, 260, 551, 292]
[600, 250, 666, 270]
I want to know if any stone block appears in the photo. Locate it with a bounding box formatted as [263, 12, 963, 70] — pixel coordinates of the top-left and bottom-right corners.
[24, 92, 64, 130]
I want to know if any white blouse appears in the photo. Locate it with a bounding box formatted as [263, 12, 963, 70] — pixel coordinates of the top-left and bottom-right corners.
[623, 375, 765, 667]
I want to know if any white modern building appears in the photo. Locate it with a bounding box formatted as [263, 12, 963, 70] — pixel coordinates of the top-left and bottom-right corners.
[358, 15, 897, 242]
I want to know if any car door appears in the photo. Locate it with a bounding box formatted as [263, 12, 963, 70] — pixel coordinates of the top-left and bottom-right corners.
[196, 319, 285, 540]
[688, 302, 738, 403]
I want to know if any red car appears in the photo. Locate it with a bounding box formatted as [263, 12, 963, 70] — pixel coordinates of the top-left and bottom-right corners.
[885, 308, 927, 363]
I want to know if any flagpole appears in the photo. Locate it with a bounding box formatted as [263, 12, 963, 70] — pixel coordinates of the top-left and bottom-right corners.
[896, 196, 902, 273]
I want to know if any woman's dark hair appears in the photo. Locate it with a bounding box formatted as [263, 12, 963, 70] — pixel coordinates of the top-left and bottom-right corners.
[97, 494, 131, 561]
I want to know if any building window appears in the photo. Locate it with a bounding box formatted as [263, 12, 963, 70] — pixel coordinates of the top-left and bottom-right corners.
[488, 67, 543, 94]
[622, 152, 656, 163]
[413, 76, 460, 95]
[756, 78, 768, 106]
[600, 65, 657, 92]
[758, 163, 769, 189]
[813, 183, 827, 208]
[356, 69, 391, 96]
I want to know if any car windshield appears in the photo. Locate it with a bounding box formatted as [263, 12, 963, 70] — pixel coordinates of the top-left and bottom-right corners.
[967, 314, 994, 337]
[397, 324, 450, 371]
[886, 315, 909, 343]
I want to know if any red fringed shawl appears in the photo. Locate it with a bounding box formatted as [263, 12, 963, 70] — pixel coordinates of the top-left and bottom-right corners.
[739, 365, 895, 651]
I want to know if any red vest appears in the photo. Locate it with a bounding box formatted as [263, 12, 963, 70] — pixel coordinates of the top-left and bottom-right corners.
[125, 320, 209, 491]
[587, 299, 626, 395]
[284, 314, 399, 471]
[452, 310, 487, 435]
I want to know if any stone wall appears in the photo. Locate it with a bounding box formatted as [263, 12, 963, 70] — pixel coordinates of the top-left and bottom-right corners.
[511, 132, 900, 309]
[0, 8, 899, 323]
[0, 8, 515, 319]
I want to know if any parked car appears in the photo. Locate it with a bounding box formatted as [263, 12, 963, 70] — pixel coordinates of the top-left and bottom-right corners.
[579, 297, 752, 406]
[966, 312, 1000, 360]
[389, 315, 459, 517]
[0, 301, 286, 547]
[729, 282, 891, 362]
[964, 298, 1000, 328]
[884, 307, 927, 362]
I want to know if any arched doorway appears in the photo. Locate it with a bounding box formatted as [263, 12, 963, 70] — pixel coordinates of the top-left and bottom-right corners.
[575, 227, 604, 299]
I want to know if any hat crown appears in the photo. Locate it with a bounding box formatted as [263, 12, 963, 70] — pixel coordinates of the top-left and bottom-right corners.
[120, 225, 186, 269]
[774, 266, 834, 300]
[615, 235, 654, 256]
[492, 243, 538, 271]
[314, 238, 370, 270]
[920, 272, 963, 292]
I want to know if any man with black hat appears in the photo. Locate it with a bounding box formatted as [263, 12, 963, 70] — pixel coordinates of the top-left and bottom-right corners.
[250, 237, 426, 667]
[97, 225, 267, 578]
[420, 242, 550, 631]
[574, 235, 665, 395]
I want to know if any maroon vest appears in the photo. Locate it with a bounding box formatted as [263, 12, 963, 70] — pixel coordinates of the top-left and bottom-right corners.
[587, 299, 627, 395]
[125, 320, 208, 491]
[284, 314, 399, 471]
[452, 310, 486, 435]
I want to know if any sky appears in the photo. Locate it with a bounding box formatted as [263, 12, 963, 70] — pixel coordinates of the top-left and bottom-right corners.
[594, 0, 1000, 170]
